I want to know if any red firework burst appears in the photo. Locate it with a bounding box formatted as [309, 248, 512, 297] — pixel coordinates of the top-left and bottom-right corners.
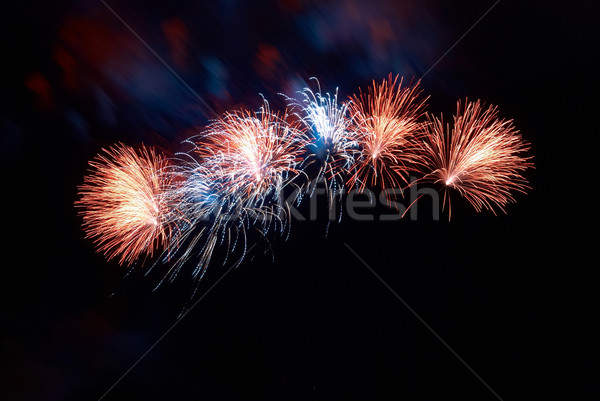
[417, 100, 533, 216]
[347, 74, 427, 192]
[197, 101, 307, 204]
[76, 144, 172, 265]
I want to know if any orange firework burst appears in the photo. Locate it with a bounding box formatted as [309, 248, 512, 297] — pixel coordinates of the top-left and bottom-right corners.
[418, 100, 533, 216]
[76, 144, 172, 265]
[347, 74, 427, 192]
[198, 101, 307, 205]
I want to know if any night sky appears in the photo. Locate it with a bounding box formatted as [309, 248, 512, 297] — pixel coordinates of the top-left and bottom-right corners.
[1, 1, 595, 400]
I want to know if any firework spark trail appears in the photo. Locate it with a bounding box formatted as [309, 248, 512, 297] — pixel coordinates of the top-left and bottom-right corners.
[157, 155, 225, 280]
[197, 100, 309, 235]
[417, 99, 533, 217]
[288, 81, 360, 218]
[76, 144, 172, 266]
[153, 101, 309, 280]
[347, 74, 428, 193]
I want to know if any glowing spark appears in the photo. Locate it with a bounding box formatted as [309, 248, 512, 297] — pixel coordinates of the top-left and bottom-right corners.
[157, 153, 233, 281]
[198, 100, 307, 211]
[76, 144, 172, 265]
[290, 82, 360, 217]
[347, 74, 427, 192]
[418, 99, 533, 216]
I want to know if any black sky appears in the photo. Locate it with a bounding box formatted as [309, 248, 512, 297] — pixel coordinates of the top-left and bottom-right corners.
[0, 1, 596, 400]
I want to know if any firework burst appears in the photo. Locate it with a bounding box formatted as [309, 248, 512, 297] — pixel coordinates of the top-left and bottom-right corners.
[76, 144, 172, 266]
[347, 74, 427, 193]
[155, 153, 224, 280]
[290, 82, 360, 216]
[417, 100, 533, 217]
[197, 101, 308, 232]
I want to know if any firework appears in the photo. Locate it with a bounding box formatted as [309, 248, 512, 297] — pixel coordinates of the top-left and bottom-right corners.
[417, 100, 533, 217]
[74, 76, 535, 286]
[197, 100, 308, 232]
[153, 153, 221, 280]
[347, 74, 427, 192]
[290, 81, 360, 214]
[76, 144, 172, 265]
[154, 101, 307, 279]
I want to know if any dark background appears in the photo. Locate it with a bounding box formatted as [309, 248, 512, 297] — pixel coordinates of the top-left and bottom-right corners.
[1, 0, 595, 400]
